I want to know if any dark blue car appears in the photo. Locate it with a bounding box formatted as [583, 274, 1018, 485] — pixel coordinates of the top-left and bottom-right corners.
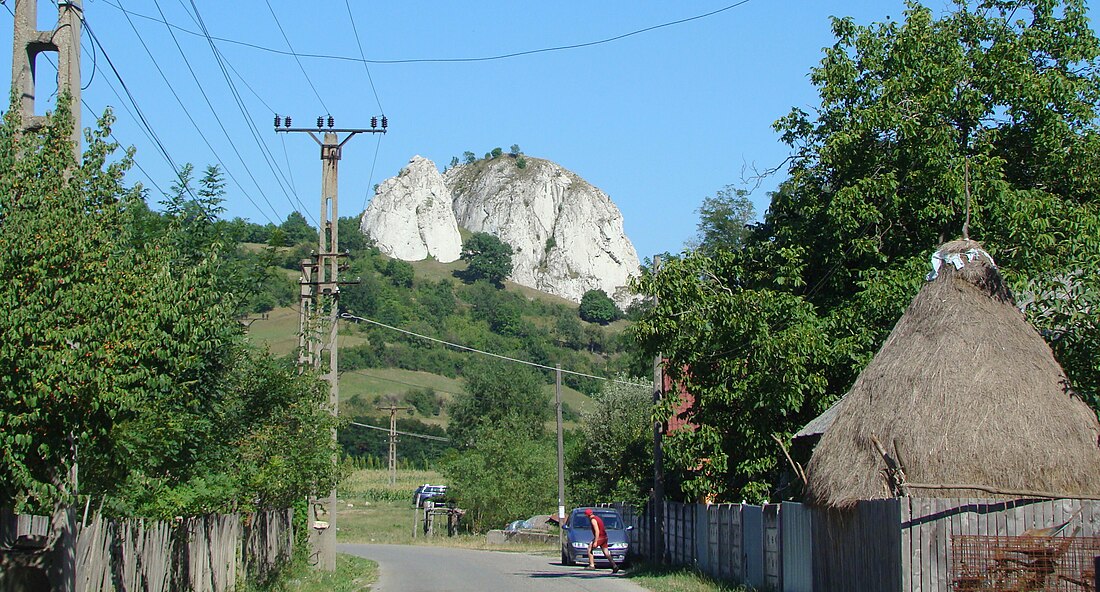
[560, 507, 632, 566]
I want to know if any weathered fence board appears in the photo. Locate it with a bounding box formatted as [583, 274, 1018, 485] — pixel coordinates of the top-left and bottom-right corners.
[4, 509, 292, 592]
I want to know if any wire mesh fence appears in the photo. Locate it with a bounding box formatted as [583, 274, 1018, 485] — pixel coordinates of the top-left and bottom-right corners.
[951, 534, 1100, 591]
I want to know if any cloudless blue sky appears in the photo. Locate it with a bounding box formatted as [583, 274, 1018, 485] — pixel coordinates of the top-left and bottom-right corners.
[6, 1, 1072, 260]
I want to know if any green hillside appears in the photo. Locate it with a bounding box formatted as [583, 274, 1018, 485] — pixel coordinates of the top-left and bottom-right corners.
[245, 251, 642, 440]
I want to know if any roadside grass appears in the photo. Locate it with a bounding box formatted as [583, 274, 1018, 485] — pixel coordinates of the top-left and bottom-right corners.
[624, 563, 756, 592]
[337, 468, 559, 554]
[282, 554, 377, 592]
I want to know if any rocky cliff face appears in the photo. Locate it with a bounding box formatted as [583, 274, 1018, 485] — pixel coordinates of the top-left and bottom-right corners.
[360, 156, 462, 263]
[360, 154, 640, 307]
[445, 157, 640, 306]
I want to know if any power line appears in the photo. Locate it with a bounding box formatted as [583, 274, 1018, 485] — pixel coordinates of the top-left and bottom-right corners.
[119, 0, 282, 224]
[340, 311, 649, 387]
[80, 13, 211, 213]
[347, 421, 450, 443]
[343, 0, 383, 115]
[262, 0, 329, 113]
[177, 0, 317, 226]
[101, 1, 754, 65]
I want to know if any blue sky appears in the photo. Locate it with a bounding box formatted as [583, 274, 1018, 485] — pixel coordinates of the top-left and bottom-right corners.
[4, 1, 1000, 259]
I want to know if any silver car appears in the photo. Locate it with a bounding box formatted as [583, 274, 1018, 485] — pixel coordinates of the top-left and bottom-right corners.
[560, 507, 632, 566]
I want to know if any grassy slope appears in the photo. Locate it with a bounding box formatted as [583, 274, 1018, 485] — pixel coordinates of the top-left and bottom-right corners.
[245, 257, 609, 426]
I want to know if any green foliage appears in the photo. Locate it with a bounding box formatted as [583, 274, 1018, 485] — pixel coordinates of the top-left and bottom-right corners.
[0, 98, 339, 516]
[404, 387, 443, 416]
[490, 147, 503, 159]
[567, 377, 653, 508]
[631, 0, 1100, 502]
[459, 232, 514, 286]
[279, 211, 315, 245]
[441, 420, 556, 531]
[447, 360, 550, 449]
[509, 144, 522, 156]
[463, 151, 476, 164]
[516, 156, 527, 170]
[578, 289, 621, 325]
[383, 258, 414, 288]
[449, 156, 460, 169]
[339, 416, 451, 469]
[692, 185, 756, 253]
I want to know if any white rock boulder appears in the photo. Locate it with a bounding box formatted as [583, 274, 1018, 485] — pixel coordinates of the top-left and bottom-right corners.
[445, 156, 640, 307]
[361, 156, 462, 263]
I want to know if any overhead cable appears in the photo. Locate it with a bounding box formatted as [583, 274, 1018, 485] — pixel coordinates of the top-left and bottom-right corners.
[340, 311, 649, 387]
[348, 421, 450, 442]
[102, 1, 754, 65]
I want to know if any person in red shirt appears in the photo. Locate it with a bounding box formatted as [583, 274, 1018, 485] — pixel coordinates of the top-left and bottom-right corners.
[584, 508, 619, 573]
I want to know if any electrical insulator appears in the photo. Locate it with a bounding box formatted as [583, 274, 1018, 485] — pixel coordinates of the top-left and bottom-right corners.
[317, 116, 324, 128]
[285, 116, 292, 127]
[274, 114, 281, 127]
[327, 115, 334, 128]
[371, 116, 378, 128]
[381, 116, 388, 129]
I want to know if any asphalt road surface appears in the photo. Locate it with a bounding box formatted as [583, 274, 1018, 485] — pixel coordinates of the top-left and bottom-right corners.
[339, 544, 648, 592]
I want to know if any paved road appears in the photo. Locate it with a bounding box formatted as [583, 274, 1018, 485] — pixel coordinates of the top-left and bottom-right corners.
[339, 544, 647, 592]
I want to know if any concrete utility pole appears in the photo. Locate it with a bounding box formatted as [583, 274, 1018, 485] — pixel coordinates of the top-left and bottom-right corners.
[651, 254, 666, 564]
[555, 365, 566, 543]
[10, 4, 83, 590]
[378, 404, 410, 485]
[11, 0, 82, 157]
[277, 114, 386, 572]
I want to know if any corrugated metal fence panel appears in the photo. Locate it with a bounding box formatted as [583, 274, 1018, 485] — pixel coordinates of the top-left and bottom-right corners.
[743, 504, 764, 589]
[780, 502, 813, 592]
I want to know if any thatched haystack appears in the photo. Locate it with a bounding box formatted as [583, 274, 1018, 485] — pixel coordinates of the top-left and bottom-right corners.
[805, 240, 1100, 508]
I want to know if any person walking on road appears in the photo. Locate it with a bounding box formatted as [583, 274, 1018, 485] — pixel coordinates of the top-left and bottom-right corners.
[584, 508, 619, 573]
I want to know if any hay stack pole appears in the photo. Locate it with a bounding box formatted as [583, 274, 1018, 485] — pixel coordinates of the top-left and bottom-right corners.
[805, 240, 1100, 508]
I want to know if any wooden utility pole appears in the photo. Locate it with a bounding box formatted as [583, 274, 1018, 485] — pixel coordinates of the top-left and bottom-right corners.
[378, 405, 410, 485]
[11, 0, 82, 157]
[277, 114, 386, 571]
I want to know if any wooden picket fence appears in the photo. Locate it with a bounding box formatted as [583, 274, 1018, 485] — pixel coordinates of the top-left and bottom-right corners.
[1, 508, 293, 592]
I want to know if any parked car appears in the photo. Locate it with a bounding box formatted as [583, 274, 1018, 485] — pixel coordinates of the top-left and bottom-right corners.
[412, 484, 448, 508]
[560, 507, 632, 567]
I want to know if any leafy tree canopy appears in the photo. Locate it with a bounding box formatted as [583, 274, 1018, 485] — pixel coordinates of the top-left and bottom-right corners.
[0, 98, 339, 516]
[690, 185, 756, 253]
[460, 232, 514, 286]
[578, 289, 621, 325]
[632, 0, 1100, 503]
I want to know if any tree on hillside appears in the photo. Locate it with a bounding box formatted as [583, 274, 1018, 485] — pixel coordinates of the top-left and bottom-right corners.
[447, 360, 549, 448]
[568, 376, 653, 509]
[632, 0, 1100, 503]
[279, 211, 316, 245]
[460, 232, 513, 286]
[690, 185, 756, 253]
[442, 421, 555, 531]
[578, 289, 621, 325]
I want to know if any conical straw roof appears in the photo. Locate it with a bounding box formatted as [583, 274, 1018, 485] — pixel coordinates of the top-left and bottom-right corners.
[805, 240, 1100, 508]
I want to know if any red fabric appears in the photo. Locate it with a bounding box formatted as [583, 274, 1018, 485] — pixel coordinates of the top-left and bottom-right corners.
[590, 514, 608, 546]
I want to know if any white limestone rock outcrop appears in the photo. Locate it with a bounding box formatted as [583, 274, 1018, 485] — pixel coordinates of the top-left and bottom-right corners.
[360, 156, 462, 263]
[444, 156, 640, 307]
